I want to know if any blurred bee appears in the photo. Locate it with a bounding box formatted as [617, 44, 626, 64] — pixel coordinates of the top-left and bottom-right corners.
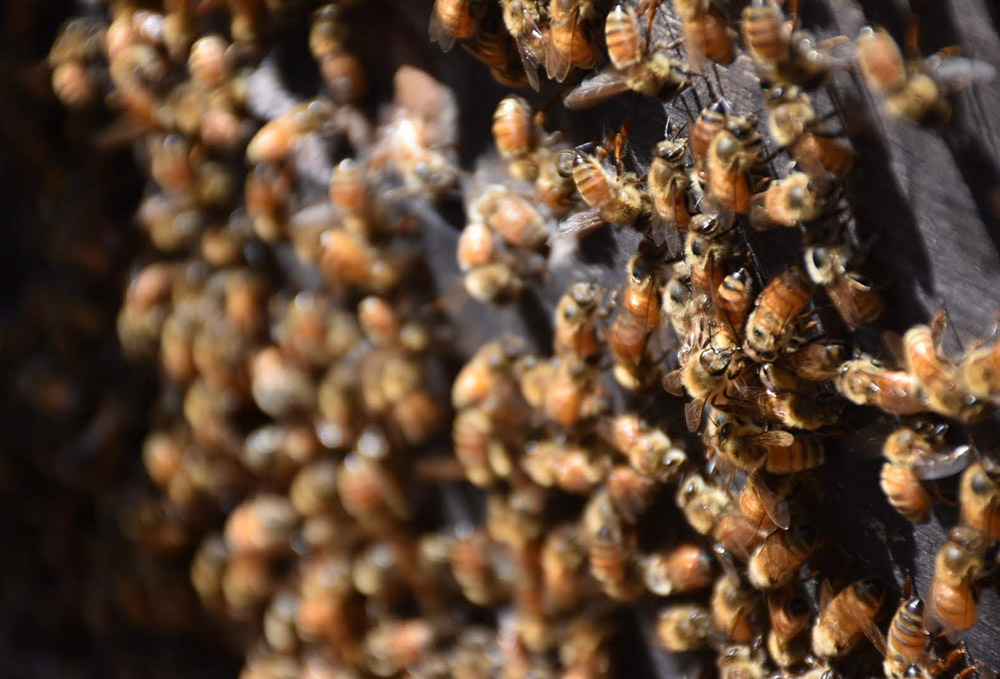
[706, 116, 763, 215]
[310, 5, 366, 102]
[493, 96, 539, 181]
[450, 525, 510, 606]
[546, 0, 600, 82]
[607, 465, 659, 523]
[856, 26, 995, 125]
[536, 147, 578, 214]
[225, 494, 298, 557]
[748, 523, 819, 590]
[564, 3, 690, 109]
[750, 173, 827, 231]
[926, 526, 986, 641]
[541, 523, 588, 614]
[608, 245, 667, 389]
[429, 0, 477, 51]
[959, 459, 1000, 542]
[691, 99, 731, 176]
[452, 339, 521, 410]
[664, 262, 695, 338]
[453, 406, 504, 487]
[767, 587, 812, 668]
[881, 422, 970, 523]
[466, 10, 530, 88]
[673, 0, 736, 69]
[804, 243, 884, 330]
[656, 604, 712, 652]
[464, 261, 527, 305]
[599, 413, 687, 481]
[501, 0, 546, 90]
[364, 619, 436, 678]
[837, 357, 930, 415]
[648, 137, 693, 232]
[764, 86, 854, 180]
[583, 490, 642, 600]
[711, 575, 760, 643]
[902, 311, 983, 421]
[48, 17, 104, 108]
[677, 472, 733, 535]
[247, 100, 335, 165]
[560, 617, 613, 679]
[811, 579, 886, 658]
[553, 282, 604, 360]
[643, 542, 716, 596]
[457, 221, 499, 273]
[482, 188, 550, 251]
[718, 643, 768, 679]
[337, 428, 411, 524]
[961, 334, 1000, 404]
[744, 266, 813, 363]
[522, 439, 610, 494]
[543, 354, 608, 426]
[758, 387, 843, 431]
[741, 0, 842, 88]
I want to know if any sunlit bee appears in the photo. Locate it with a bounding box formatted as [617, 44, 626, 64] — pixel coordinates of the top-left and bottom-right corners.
[648, 138, 692, 232]
[711, 575, 759, 643]
[926, 526, 986, 641]
[903, 312, 983, 421]
[767, 587, 812, 668]
[764, 86, 854, 180]
[674, 0, 736, 69]
[959, 460, 1000, 542]
[554, 282, 604, 361]
[837, 357, 930, 415]
[812, 579, 886, 658]
[643, 542, 715, 596]
[692, 100, 730, 176]
[500, 0, 545, 90]
[748, 523, 819, 590]
[744, 266, 813, 362]
[706, 118, 762, 214]
[608, 249, 666, 389]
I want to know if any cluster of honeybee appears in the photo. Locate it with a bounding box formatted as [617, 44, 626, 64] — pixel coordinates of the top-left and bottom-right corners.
[440, 0, 999, 678]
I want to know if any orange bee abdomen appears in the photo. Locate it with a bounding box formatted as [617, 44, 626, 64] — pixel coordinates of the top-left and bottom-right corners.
[605, 5, 641, 70]
[765, 439, 825, 475]
[930, 580, 977, 634]
[880, 462, 931, 522]
[574, 159, 614, 207]
[741, 3, 787, 63]
[688, 13, 735, 64]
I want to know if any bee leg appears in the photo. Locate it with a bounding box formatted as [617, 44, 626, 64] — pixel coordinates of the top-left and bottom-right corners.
[930, 644, 966, 676]
[925, 481, 958, 507]
[953, 664, 985, 679]
[902, 572, 913, 599]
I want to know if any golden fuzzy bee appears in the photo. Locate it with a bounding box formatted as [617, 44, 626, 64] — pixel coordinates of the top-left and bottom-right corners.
[500, 0, 546, 89]
[959, 459, 1000, 542]
[553, 282, 605, 361]
[673, 0, 736, 69]
[691, 99, 730, 176]
[901, 311, 983, 421]
[961, 334, 1000, 404]
[522, 439, 610, 494]
[546, 0, 600, 82]
[837, 357, 930, 415]
[926, 526, 986, 641]
[647, 137, 692, 232]
[599, 413, 687, 481]
[718, 643, 768, 679]
[492, 95, 545, 182]
[764, 86, 854, 180]
[856, 26, 995, 124]
[749, 173, 827, 231]
[716, 267, 754, 331]
[563, 3, 690, 110]
[607, 246, 667, 389]
[880, 422, 970, 523]
[582, 490, 642, 600]
[559, 144, 646, 237]
[711, 575, 760, 643]
[744, 266, 814, 363]
[741, 0, 842, 88]
[642, 542, 715, 596]
[747, 522, 819, 590]
[705, 116, 763, 215]
[676, 472, 732, 535]
[767, 587, 812, 668]
[812, 579, 886, 658]
[656, 603, 712, 652]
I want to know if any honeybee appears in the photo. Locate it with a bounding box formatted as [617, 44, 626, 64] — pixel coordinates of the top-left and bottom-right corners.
[744, 266, 813, 363]
[606, 465, 659, 523]
[656, 604, 712, 652]
[564, 3, 690, 109]
[464, 261, 527, 305]
[673, 0, 736, 69]
[648, 137, 693, 232]
[247, 100, 334, 165]
[546, 0, 600, 82]
[522, 439, 610, 494]
[878, 594, 931, 679]
[711, 575, 760, 643]
[718, 644, 768, 679]
[457, 221, 499, 272]
[765, 435, 825, 475]
[741, 0, 840, 88]
[608, 246, 667, 389]
[750, 173, 827, 231]
[337, 428, 410, 524]
[493, 96, 538, 180]
[760, 387, 843, 431]
[453, 407, 503, 487]
[812, 579, 886, 658]
[767, 587, 812, 668]
[677, 472, 733, 535]
[225, 494, 298, 557]
[748, 522, 819, 590]
[837, 357, 930, 415]
[706, 117, 763, 215]
[960, 334, 1000, 403]
[684, 220, 732, 303]
[902, 311, 983, 421]
[855, 26, 995, 125]
[429, 0, 477, 51]
[467, 11, 529, 88]
[497, 0, 545, 89]
[364, 619, 436, 678]
[764, 86, 854, 180]
[599, 413, 687, 483]
[804, 244, 884, 330]
[664, 262, 695, 338]
[583, 489, 642, 600]
[717, 267, 754, 331]
[543, 354, 607, 426]
[643, 542, 716, 596]
[785, 341, 849, 382]
[541, 524, 588, 614]
[536, 147, 578, 214]
[926, 526, 986, 641]
[959, 459, 1000, 542]
[484, 189, 550, 251]
[450, 525, 510, 606]
[560, 147, 645, 236]
[552, 283, 604, 361]
[881, 422, 970, 523]
[692, 100, 730, 176]
[662, 318, 744, 432]
[452, 339, 521, 410]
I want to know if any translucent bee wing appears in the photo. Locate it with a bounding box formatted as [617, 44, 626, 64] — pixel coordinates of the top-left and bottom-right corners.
[556, 207, 606, 239]
[514, 34, 542, 91]
[662, 369, 686, 396]
[753, 430, 794, 447]
[925, 55, 997, 91]
[685, 396, 707, 433]
[749, 471, 791, 530]
[428, 0, 470, 52]
[563, 68, 631, 110]
[913, 444, 973, 480]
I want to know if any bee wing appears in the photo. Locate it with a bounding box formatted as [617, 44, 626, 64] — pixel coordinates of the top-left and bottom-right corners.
[749, 471, 791, 530]
[515, 36, 542, 91]
[925, 55, 997, 92]
[912, 444, 973, 480]
[563, 68, 631, 110]
[752, 430, 795, 447]
[662, 369, 685, 396]
[818, 579, 834, 611]
[685, 396, 707, 433]
[556, 207, 606, 239]
[545, 8, 583, 82]
[514, 9, 544, 91]
[862, 616, 889, 657]
[428, 0, 469, 52]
